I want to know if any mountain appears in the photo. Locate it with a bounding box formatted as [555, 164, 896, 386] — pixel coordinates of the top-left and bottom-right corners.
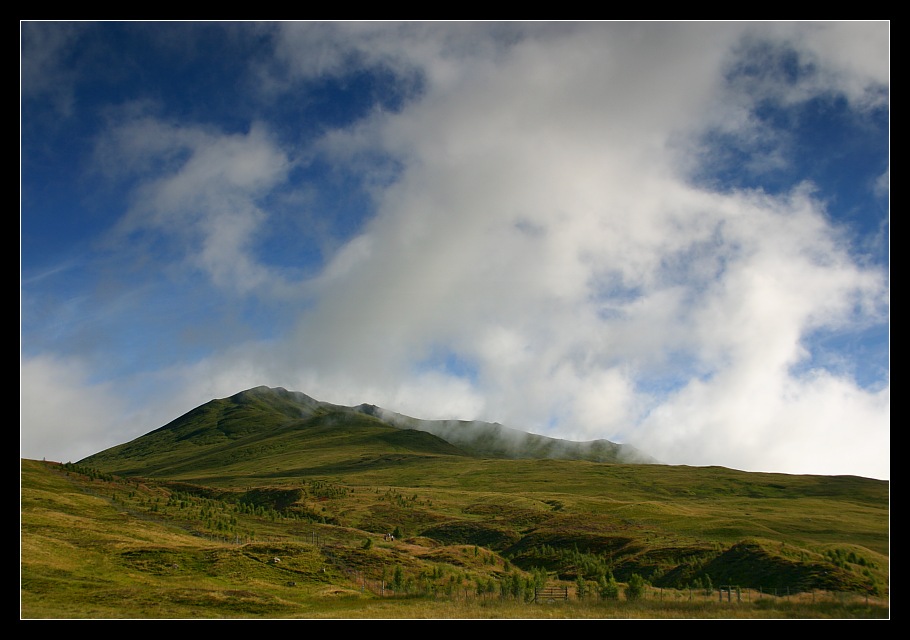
[79, 385, 657, 478]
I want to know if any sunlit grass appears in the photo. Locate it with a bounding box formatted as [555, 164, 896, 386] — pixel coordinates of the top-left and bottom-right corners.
[21, 458, 888, 619]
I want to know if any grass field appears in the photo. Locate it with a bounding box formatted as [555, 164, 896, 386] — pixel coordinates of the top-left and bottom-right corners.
[21, 457, 889, 619]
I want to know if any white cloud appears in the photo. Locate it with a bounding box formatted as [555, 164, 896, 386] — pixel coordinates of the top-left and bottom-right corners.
[763, 21, 889, 109]
[636, 364, 889, 479]
[97, 117, 293, 296]
[272, 22, 888, 478]
[20, 354, 129, 463]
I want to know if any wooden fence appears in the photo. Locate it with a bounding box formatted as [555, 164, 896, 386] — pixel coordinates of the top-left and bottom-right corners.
[534, 586, 569, 602]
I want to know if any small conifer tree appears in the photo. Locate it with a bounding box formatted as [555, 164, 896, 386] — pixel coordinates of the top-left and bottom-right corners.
[576, 573, 588, 599]
[598, 572, 620, 600]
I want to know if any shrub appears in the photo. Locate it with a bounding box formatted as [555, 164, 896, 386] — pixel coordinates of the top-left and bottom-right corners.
[625, 573, 647, 600]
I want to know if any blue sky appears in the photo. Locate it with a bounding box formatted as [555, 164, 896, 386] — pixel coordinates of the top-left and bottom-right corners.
[20, 22, 889, 479]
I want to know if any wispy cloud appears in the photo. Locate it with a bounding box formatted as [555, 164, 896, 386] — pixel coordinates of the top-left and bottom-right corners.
[95, 116, 293, 295]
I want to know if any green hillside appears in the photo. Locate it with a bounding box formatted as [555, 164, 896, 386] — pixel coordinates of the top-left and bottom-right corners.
[21, 386, 889, 619]
[82, 386, 652, 478]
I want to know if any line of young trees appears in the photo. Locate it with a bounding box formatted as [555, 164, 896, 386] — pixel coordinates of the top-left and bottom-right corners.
[576, 571, 646, 601]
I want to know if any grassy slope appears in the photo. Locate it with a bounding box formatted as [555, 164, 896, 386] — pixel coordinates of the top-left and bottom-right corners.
[21, 458, 889, 619]
[24, 388, 888, 618]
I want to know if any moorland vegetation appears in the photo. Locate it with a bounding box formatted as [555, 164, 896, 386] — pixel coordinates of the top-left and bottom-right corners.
[20, 387, 890, 619]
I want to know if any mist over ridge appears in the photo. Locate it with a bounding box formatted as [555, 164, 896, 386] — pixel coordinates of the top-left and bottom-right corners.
[241, 385, 659, 464]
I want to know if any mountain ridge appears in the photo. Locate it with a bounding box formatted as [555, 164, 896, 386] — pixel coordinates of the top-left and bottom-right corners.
[213, 385, 659, 463]
[79, 385, 658, 476]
